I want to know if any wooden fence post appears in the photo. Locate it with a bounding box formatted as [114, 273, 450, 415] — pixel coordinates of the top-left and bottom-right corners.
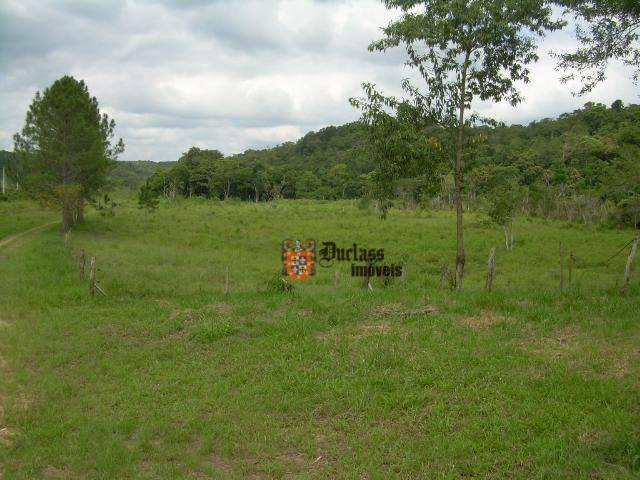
[89, 256, 96, 296]
[485, 247, 496, 291]
[363, 262, 373, 290]
[622, 238, 638, 294]
[559, 241, 564, 293]
[79, 249, 86, 279]
[400, 259, 407, 286]
[568, 251, 574, 286]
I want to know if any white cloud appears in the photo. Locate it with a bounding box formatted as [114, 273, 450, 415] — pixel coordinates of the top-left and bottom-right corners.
[0, 0, 637, 161]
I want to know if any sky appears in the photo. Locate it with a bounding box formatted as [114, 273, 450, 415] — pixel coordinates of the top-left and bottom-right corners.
[1, 0, 638, 162]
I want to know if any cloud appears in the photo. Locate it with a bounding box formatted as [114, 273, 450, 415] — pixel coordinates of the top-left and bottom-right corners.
[0, 0, 637, 161]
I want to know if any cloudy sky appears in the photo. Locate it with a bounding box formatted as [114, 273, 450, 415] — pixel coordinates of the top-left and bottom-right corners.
[1, 0, 637, 162]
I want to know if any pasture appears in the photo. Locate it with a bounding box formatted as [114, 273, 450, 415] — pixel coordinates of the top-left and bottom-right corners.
[1, 199, 638, 479]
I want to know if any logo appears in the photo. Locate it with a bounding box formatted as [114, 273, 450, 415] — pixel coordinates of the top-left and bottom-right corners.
[282, 239, 316, 280]
[317, 241, 402, 277]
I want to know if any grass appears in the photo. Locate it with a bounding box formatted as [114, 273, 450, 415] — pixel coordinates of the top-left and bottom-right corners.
[0, 199, 57, 238]
[0, 198, 638, 479]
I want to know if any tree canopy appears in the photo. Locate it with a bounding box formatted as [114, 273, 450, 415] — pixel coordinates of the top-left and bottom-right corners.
[13, 75, 124, 231]
[352, 0, 563, 288]
[555, 0, 640, 94]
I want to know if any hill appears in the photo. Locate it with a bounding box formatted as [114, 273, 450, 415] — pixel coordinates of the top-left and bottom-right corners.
[108, 160, 175, 191]
[141, 101, 639, 226]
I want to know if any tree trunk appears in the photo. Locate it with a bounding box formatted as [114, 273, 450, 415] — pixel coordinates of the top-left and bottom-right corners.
[485, 247, 496, 291]
[454, 49, 471, 289]
[61, 204, 74, 233]
[510, 221, 514, 250]
[75, 199, 85, 224]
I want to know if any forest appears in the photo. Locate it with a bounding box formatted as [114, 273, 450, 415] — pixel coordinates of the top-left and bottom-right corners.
[3, 101, 638, 230]
[130, 101, 640, 228]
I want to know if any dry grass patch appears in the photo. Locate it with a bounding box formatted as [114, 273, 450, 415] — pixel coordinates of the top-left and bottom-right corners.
[523, 325, 640, 380]
[0, 426, 14, 447]
[357, 321, 392, 336]
[369, 302, 437, 318]
[207, 303, 233, 316]
[460, 310, 513, 330]
[194, 452, 234, 476]
[41, 465, 69, 479]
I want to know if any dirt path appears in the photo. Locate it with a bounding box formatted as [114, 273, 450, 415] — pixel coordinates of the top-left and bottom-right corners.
[0, 221, 59, 249]
[0, 222, 58, 453]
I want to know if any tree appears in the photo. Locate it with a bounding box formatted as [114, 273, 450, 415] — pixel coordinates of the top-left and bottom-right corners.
[175, 147, 223, 197]
[13, 76, 124, 232]
[555, 0, 640, 95]
[353, 0, 562, 288]
[248, 163, 269, 202]
[138, 179, 159, 212]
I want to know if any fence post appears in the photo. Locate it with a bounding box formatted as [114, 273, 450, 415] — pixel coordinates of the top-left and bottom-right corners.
[559, 241, 564, 293]
[568, 251, 574, 286]
[485, 247, 496, 291]
[89, 256, 96, 296]
[622, 238, 638, 295]
[224, 265, 229, 298]
[79, 249, 86, 279]
[362, 262, 373, 290]
[400, 259, 407, 286]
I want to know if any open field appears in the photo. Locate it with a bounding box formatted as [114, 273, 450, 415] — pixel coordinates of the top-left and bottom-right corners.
[1, 199, 639, 479]
[0, 200, 57, 238]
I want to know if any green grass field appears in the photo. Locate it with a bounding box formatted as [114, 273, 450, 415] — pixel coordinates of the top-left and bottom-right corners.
[0, 200, 57, 238]
[1, 199, 639, 479]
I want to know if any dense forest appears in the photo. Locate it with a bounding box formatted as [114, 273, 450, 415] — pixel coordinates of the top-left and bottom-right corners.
[3, 101, 639, 228]
[139, 122, 371, 203]
[138, 101, 639, 227]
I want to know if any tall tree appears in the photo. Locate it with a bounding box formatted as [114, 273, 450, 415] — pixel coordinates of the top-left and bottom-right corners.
[14, 76, 124, 232]
[354, 0, 562, 288]
[555, 0, 640, 94]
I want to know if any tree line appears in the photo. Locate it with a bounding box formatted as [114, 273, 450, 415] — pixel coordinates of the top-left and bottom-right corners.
[138, 123, 372, 205]
[136, 101, 640, 232]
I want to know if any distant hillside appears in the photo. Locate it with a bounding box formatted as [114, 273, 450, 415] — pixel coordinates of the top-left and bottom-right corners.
[141, 101, 640, 226]
[231, 122, 371, 173]
[108, 160, 175, 190]
[3, 152, 174, 192]
[141, 122, 372, 202]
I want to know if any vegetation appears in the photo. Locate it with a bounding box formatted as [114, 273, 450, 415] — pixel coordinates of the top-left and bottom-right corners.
[13, 76, 124, 232]
[0, 199, 56, 238]
[142, 123, 370, 202]
[353, 0, 563, 289]
[2, 2, 639, 478]
[108, 160, 175, 191]
[118, 101, 640, 234]
[556, 0, 640, 94]
[1, 199, 639, 478]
